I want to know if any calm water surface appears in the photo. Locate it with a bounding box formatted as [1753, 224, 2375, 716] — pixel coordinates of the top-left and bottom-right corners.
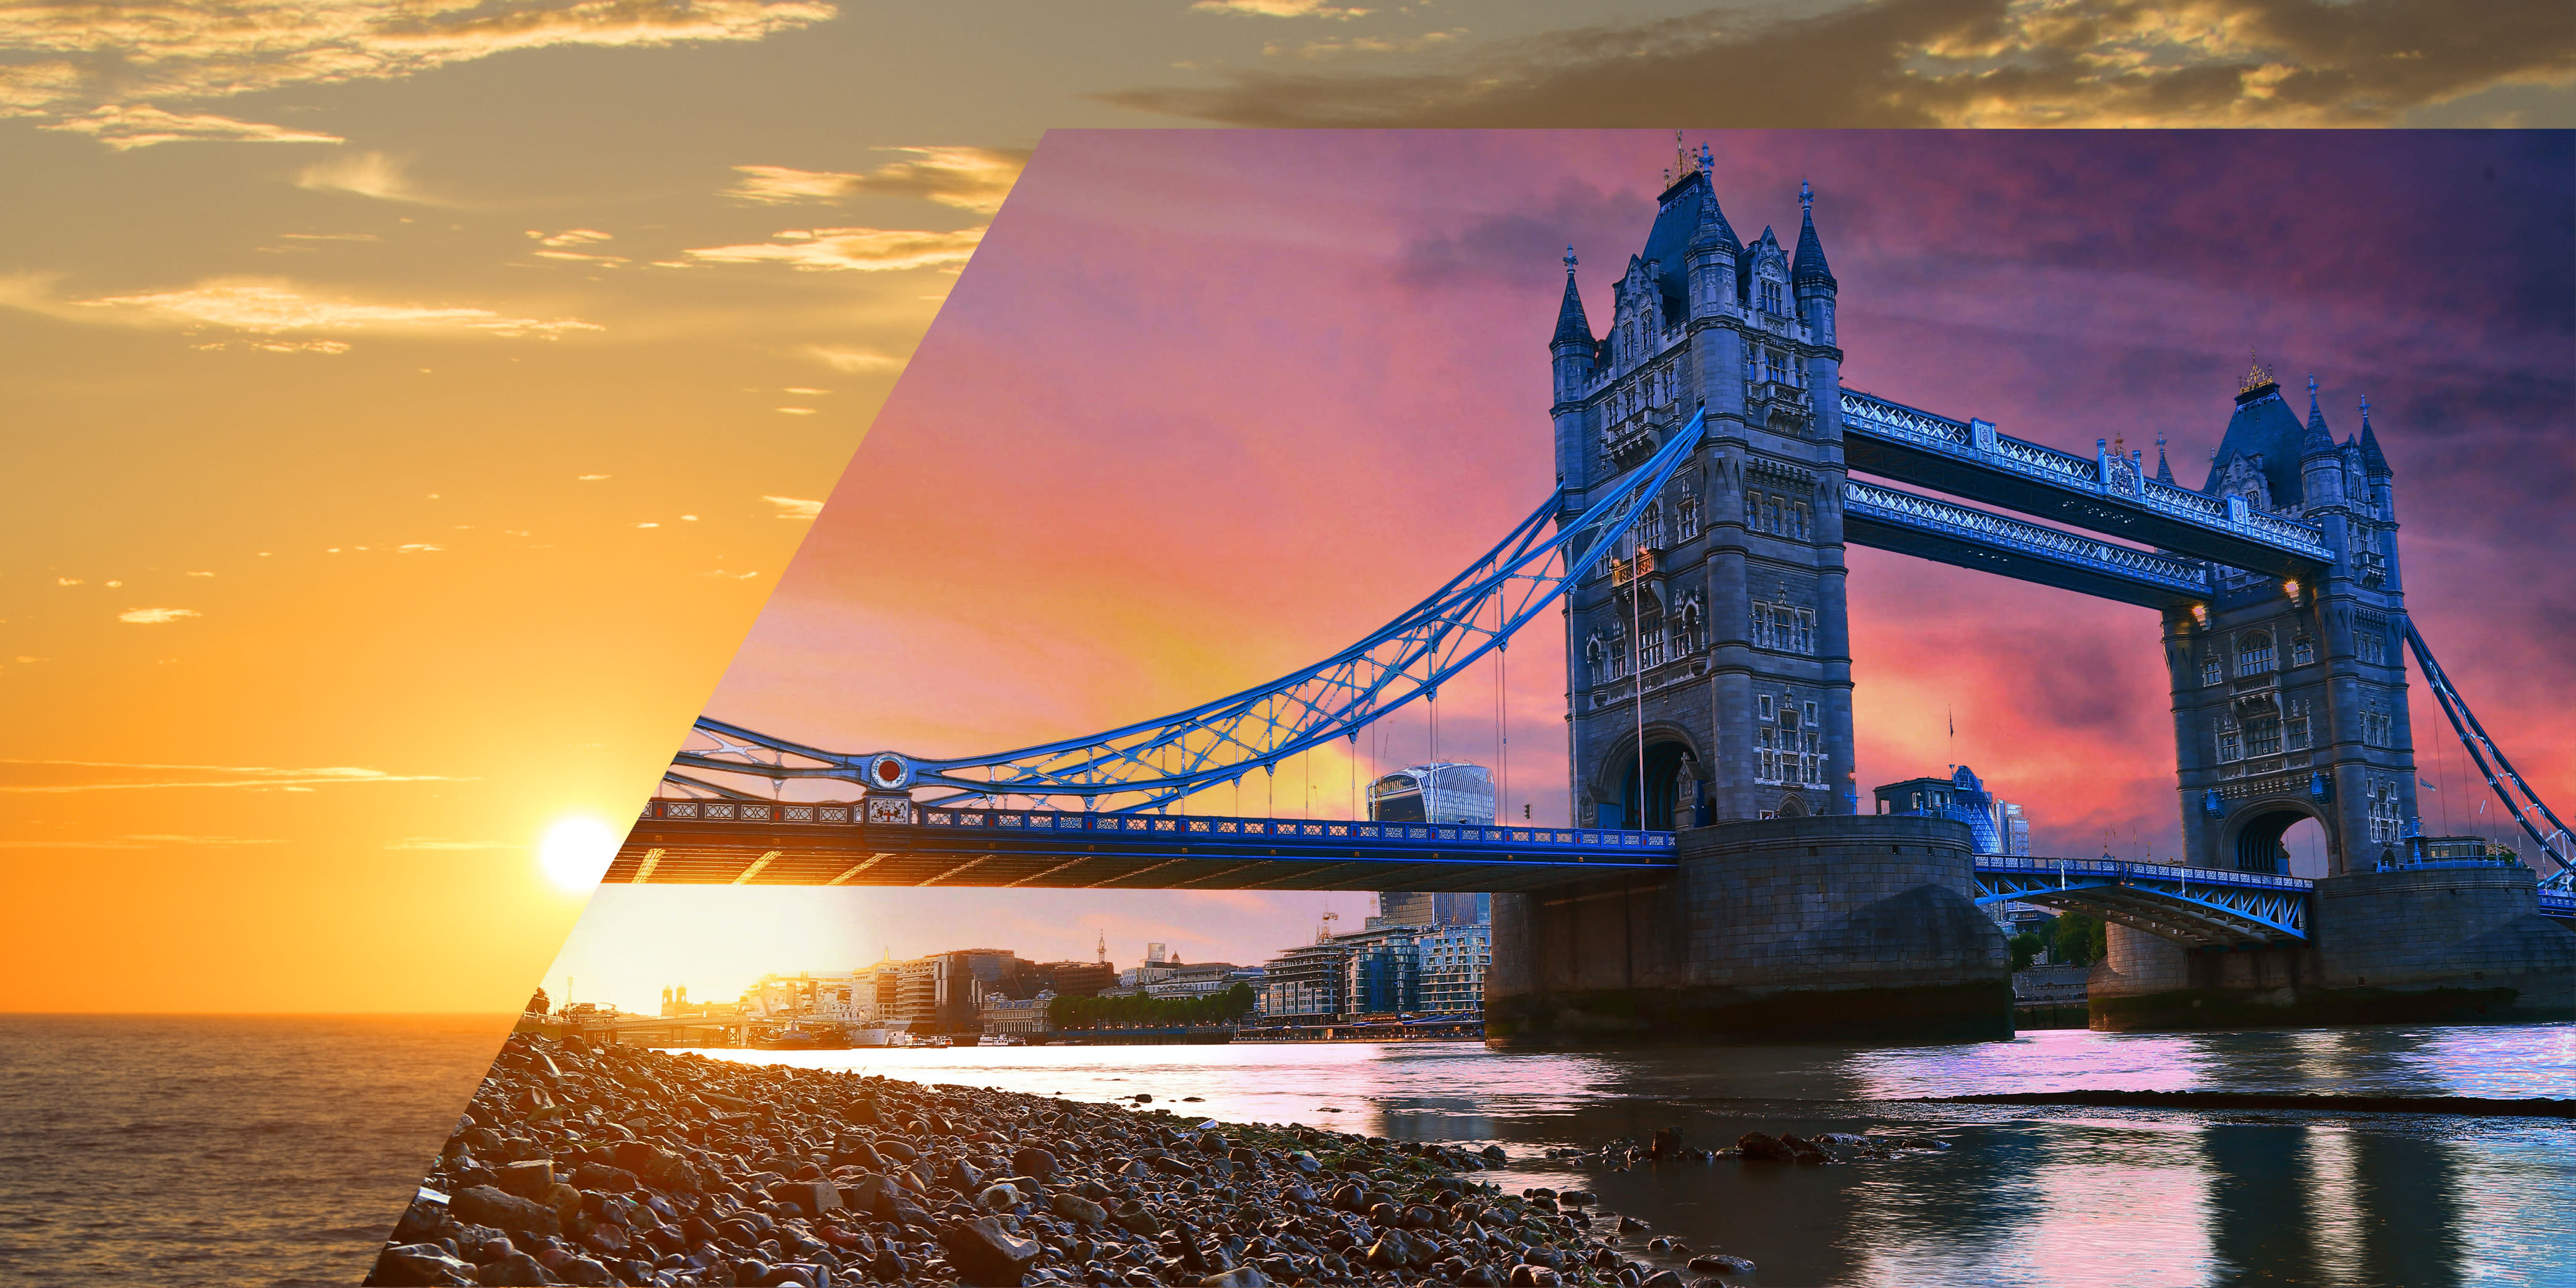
[0, 1016, 2569, 1287]
[703, 1026, 2576, 1288]
[0, 1013, 509, 1287]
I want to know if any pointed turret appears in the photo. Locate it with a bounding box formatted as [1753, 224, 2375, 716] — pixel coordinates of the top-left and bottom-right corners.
[2300, 373, 2337, 458]
[1552, 248, 1594, 348]
[1684, 171, 1741, 320]
[1690, 179, 1740, 255]
[1790, 180, 1836, 290]
[2155, 432, 2175, 485]
[2358, 395, 2391, 477]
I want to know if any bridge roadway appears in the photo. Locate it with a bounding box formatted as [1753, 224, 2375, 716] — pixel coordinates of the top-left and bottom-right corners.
[606, 798, 1677, 892]
[607, 800, 2576, 940]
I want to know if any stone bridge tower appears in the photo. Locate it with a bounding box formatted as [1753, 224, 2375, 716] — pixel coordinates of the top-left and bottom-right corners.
[2164, 365, 2418, 876]
[1553, 155, 1856, 829]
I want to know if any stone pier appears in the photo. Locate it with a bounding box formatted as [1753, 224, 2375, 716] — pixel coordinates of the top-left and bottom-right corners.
[1486, 815, 2010, 1047]
[2088, 863, 2576, 1030]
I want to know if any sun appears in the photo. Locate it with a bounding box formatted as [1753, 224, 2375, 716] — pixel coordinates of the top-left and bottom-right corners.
[539, 817, 619, 891]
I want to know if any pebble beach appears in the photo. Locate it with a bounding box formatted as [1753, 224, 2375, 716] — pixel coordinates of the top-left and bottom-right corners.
[365, 1033, 1776, 1287]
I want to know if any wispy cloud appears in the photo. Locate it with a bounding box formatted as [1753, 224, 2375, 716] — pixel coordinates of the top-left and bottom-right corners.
[385, 837, 522, 851]
[724, 164, 862, 204]
[38, 104, 341, 150]
[0, 759, 472, 793]
[296, 151, 429, 202]
[763, 495, 825, 519]
[1107, 0, 2576, 127]
[117, 607, 200, 624]
[0, 834, 287, 849]
[1192, 0, 1373, 17]
[806, 345, 906, 372]
[53, 281, 602, 341]
[682, 226, 985, 273]
[0, 1, 838, 144]
[528, 228, 631, 267]
[724, 147, 1029, 213]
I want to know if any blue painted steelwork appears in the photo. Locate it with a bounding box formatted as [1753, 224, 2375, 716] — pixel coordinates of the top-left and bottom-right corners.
[605, 795, 1677, 891]
[674, 411, 1709, 812]
[1839, 388, 2334, 575]
[2402, 621, 2576, 890]
[1974, 856, 2311, 947]
[1842, 478, 2212, 608]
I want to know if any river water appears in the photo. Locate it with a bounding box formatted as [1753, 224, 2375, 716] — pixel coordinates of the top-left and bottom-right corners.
[1, 1016, 2568, 1286]
[692, 1025, 2576, 1288]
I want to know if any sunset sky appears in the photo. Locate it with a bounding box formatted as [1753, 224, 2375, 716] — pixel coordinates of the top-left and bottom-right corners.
[547, 128, 2573, 1015]
[2, 4, 2569, 1016]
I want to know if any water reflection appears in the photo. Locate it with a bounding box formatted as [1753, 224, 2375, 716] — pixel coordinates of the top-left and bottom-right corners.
[676, 1024, 2574, 1286]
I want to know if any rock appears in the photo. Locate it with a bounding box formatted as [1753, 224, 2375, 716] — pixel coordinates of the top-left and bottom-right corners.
[939, 1215, 1042, 1287]
[1688, 1253, 1757, 1275]
[475, 1250, 552, 1286]
[768, 1179, 841, 1216]
[1052, 1192, 1108, 1224]
[371, 1243, 480, 1286]
[566, 1163, 637, 1193]
[1618, 1215, 1649, 1234]
[1480, 1145, 1508, 1164]
[1640, 1272, 1686, 1288]
[1011, 1145, 1058, 1180]
[874, 1138, 920, 1164]
[977, 1182, 1021, 1211]
[450, 1185, 561, 1240]
[1734, 1133, 1794, 1162]
[493, 1160, 554, 1198]
[1199, 1267, 1270, 1287]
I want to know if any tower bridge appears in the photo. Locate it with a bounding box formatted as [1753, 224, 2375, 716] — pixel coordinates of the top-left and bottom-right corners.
[629, 153, 2575, 1041]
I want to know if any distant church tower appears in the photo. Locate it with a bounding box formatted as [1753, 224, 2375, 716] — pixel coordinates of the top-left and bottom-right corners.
[2166, 363, 2417, 874]
[1554, 148, 1855, 827]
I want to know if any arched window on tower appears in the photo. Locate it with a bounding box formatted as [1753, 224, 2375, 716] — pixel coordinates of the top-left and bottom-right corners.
[1675, 490, 1701, 541]
[2203, 654, 2225, 687]
[2216, 717, 2242, 763]
[1639, 503, 1665, 550]
[2237, 631, 2277, 677]
[2291, 636, 2316, 667]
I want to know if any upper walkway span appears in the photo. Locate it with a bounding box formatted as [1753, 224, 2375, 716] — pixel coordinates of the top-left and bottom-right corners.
[1838, 388, 2334, 578]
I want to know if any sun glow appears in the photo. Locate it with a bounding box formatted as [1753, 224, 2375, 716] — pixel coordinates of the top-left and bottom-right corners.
[539, 817, 619, 891]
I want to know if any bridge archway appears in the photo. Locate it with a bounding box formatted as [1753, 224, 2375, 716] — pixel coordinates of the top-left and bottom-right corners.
[1596, 728, 1700, 830]
[2227, 802, 2329, 876]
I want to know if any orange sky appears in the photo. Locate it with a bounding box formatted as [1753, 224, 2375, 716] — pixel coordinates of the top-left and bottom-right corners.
[3, 4, 2568, 1015]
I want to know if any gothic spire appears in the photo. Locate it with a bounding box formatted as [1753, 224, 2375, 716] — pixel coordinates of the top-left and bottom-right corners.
[1790, 181, 1836, 289]
[2358, 394, 2391, 477]
[1690, 176, 1740, 254]
[2155, 432, 2175, 485]
[1552, 247, 1594, 347]
[2301, 373, 2337, 458]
